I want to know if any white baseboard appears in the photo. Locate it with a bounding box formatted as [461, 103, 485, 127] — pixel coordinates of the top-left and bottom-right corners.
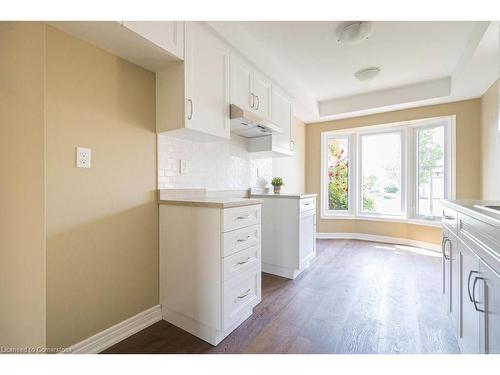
[316, 232, 441, 252]
[66, 305, 162, 354]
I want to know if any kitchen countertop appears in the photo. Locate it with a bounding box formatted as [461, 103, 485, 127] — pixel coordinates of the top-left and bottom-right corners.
[250, 192, 317, 199]
[442, 200, 500, 228]
[159, 197, 263, 209]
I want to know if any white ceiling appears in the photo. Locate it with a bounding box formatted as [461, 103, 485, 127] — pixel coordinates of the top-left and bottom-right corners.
[208, 21, 499, 123]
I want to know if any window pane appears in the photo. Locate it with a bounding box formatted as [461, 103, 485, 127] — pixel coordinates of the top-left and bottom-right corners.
[327, 137, 349, 211]
[417, 126, 445, 217]
[361, 132, 402, 215]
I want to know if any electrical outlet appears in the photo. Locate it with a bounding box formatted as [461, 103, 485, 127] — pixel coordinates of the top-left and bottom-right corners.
[76, 147, 91, 168]
[179, 160, 188, 174]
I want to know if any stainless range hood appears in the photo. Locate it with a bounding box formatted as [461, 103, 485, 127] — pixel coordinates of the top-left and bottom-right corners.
[230, 104, 282, 138]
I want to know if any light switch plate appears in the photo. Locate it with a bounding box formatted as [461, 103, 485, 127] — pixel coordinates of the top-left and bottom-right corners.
[76, 147, 91, 168]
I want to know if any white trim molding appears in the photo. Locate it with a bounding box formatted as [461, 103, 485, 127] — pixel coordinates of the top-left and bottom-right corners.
[316, 232, 441, 252]
[65, 305, 162, 354]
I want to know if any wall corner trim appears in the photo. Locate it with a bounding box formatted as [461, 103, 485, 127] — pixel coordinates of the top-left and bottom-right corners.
[316, 232, 441, 252]
[65, 305, 162, 354]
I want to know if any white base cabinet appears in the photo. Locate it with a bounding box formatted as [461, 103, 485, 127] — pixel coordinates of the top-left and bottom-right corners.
[442, 202, 500, 354]
[159, 203, 262, 346]
[254, 195, 317, 279]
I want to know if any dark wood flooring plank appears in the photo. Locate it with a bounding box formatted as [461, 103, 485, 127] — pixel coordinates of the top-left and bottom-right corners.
[102, 239, 460, 354]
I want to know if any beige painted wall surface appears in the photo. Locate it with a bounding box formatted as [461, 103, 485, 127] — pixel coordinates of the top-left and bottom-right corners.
[480, 80, 500, 200]
[0, 22, 47, 348]
[45, 26, 158, 348]
[272, 117, 306, 193]
[306, 99, 482, 244]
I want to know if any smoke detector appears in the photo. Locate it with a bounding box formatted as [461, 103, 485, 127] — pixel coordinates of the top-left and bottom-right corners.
[337, 22, 372, 45]
[354, 67, 381, 81]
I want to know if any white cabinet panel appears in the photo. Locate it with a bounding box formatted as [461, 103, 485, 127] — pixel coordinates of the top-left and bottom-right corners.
[230, 55, 254, 112]
[271, 84, 293, 154]
[185, 22, 230, 140]
[459, 242, 481, 354]
[123, 21, 184, 59]
[252, 71, 272, 119]
[299, 211, 316, 269]
[479, 260, 500, 353]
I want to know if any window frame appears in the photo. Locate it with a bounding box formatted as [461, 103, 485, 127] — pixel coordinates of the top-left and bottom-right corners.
[320, 115, 456, 227]
[357, 127, 406, 219]
[320, 132, 356, 218]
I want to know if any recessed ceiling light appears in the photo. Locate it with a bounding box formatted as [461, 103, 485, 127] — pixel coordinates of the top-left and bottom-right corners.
[354, 67, 381, 81]
[337, 22, 372, 45]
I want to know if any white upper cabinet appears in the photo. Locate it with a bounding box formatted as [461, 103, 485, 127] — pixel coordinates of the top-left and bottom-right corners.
[252, 72, 272, 119]
[156, 22, 230, 141]
[271, 84, 293, 154]
[122, 21, 184, 60]
[229, 55, 272, 120]
[230, 56, 254, 112]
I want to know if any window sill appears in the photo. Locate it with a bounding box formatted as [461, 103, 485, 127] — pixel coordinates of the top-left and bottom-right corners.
[320, 213, 442, 228]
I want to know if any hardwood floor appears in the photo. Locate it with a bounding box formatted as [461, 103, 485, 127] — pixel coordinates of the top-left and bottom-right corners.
[103, 239, 460, 354]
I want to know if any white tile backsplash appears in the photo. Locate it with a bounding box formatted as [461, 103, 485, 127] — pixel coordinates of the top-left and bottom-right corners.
[157, 134, 272, 190]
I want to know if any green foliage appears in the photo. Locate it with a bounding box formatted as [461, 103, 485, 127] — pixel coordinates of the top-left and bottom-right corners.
[363, 195, 375, 211]
[418, 128, 444, 184]
[362, 174, 377, 211]
[271, 176, 284, 187]
[384, 184, 399, 194]
[328, 143, 349, 210]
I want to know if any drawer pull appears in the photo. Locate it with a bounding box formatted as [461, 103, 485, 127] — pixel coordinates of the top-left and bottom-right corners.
[443, 215, 454, 220]
[237, 235, 252, 243]
[304, 203, 312, 206]
[237, 288, 252, 299]
[236, 214, 251, 220]
[236, 257, 253, 265]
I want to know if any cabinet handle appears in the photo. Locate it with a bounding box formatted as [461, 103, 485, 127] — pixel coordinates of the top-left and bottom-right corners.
[472, 276, 485, 312]
[441, 237, 451, 260]
[237, 235, 252, 243]
[442, 210, 454, 220]
[237, 257, 253, 265]
[250, 93, 255, 108]
[255, 95, 260, 110]
[237, 288, 252, 299]
[187, 99, 193, 120]
[468, 270, 479, 302]
[236, 214, 251, 220]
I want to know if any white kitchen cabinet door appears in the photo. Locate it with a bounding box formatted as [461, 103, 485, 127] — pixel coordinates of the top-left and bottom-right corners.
[299, 211, 316, 269]
[442, 232, 452, 312]
[459, 242, 481, 353]
[230, 55, 254, 112]
[184, 22, 230, 140]
[271, 84, 293, 153]
[450, 234, 461, 330]
[122, 21, 184, 59]
[479, 260, 500, 353]
[252, 71, 272, 119]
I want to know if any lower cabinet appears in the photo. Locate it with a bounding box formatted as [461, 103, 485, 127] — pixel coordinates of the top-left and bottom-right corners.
[442, 203, 500, 354]
[159, 202, 262, 346]
[479, 258, 500, 354]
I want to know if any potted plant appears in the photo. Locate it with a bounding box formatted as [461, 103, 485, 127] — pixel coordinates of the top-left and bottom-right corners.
[271, 177, 284, 194]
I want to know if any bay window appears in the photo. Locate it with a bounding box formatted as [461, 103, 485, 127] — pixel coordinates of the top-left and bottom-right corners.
[321, 116, 455, 225]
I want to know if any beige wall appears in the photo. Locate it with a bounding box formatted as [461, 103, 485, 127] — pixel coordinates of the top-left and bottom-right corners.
[306, 99, 482, 245]
[0, 22, 47, 349]
[480, 80, 500, 200]
[272, 117, 306, 192]
[45, 26, 158, 348]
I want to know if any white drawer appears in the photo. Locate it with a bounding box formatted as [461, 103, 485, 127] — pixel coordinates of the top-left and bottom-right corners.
[222, 205, 261, 232]
[223, 245, 260, 281]
[223, 266, 261, 330]
[299, 197, 316, 212]
[222, 224, 260, 257]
